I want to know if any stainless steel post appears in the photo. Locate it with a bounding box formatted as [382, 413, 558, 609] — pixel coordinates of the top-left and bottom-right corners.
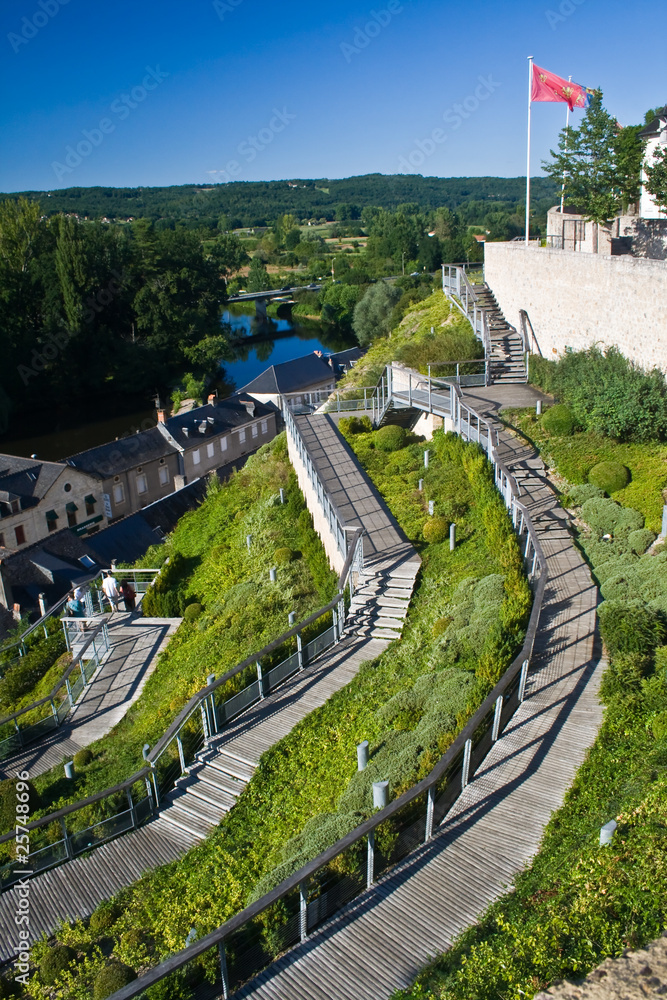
[425, 785, 435, 840]
[519, 659, 529, 703]
[177, 734, 186, 774]
[299, 881, 308, 942]
[366, 829, 375, 888]
[461, 738, 472, 789]
[218, 942, 229, 1000]
[492, 695, 504, 742]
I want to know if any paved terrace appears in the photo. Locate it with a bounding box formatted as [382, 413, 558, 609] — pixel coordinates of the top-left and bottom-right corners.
[0, 613, 181, 780]
[238, 384, 605, 1000]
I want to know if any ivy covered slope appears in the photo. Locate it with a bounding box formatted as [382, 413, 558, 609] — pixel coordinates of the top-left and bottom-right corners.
[24, 427, 530, 1000]
[336, 288, 483, 390]
[8, 436, 336, 825]
[0, 619, 68, 719]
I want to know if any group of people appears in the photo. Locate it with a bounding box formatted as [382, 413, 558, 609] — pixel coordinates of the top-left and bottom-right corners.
[65, 574, 137, 620]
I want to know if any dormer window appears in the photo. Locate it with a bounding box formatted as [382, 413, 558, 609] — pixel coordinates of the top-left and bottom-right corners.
[45, 510, 58, 532]
[10, 499, 20, 515]
[85, 495, 96, 516]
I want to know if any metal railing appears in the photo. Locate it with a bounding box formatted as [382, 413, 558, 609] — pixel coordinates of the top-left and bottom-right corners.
[107, 383, 548, 1000]
[442, 264, 492, 360]
[283, 402, 349, 559]
[320, 387, 379, 414]
[0, 527, 365, 892]
[0, 620, 110, 764]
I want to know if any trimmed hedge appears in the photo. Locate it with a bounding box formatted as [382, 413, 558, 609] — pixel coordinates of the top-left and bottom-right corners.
[93, 963, 137, 1000]
[588, 460, 630, 495]
[375, 424, 407, 452]
[541, 403, 574, 436]
[423, 516, 449, 544]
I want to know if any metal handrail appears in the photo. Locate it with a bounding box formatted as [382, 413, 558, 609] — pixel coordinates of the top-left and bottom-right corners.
[107, 385, 548, 1000]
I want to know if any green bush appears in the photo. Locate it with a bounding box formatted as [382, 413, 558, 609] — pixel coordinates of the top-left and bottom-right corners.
[88, 902, 120, 937]
[273, 547, 296, 565]
[375, 425, 407, 452]
[145, 973, 194, 999]
[580, 497, 644, 537]
[566, 483, 605, 505]
[598, 600, 666, 657]
[182, 603, 203, 622]
[0, 631, 67, 710]
[339, 415, 372, 436]
[40, 945, 77, 984]
[423, 516, 449, 544]
[541, 403, 574, 436]
[588, 460, 630, 494]
[628, 528, 657, 555]
[93, 962, 137, 1000]
[73, 747, 93, 768]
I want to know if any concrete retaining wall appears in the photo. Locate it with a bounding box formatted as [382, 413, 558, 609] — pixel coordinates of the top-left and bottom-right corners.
[285, 427, 346, 576]
[484, 242, 667, 372]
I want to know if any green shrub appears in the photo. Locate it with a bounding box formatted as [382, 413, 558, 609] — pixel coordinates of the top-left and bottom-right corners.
[93, 962, 137, 1000]
[588, 460, 630, 494]
[145, 973, 194, 999]
[182, 603, 203, 622]
[580, 497, 644, 537]
[273, 547, 296, 565]
[73, 747, 93, 768]
[651, 711, 667, 739]
[566, 483, 606, 505]
[541, 403, 574, 436]
[88, 902, 120, 936]
[0, 631, 67, 710]
[628, 528, 657, 555]
[598, 600, 666, 657]
[339, 415, 372, 436]
[375, 425, 407, 452]
[40, 945, 76, 984]
[0, 975, 21, 998]
[423, 516, 449, 544]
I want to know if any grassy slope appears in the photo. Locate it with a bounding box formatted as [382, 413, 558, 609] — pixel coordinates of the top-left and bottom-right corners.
[28, 427, 530, 1000]
[391, 410, 667, 1000]
[10, 437, 335, 833]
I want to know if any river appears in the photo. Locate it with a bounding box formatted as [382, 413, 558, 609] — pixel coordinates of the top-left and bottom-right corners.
[0, 307, 354, 461]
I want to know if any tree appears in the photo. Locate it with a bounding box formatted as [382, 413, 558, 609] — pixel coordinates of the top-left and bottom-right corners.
[0, 196, 41, 274]
[352, 282, 402, 346]
[542, 91, 621, 249]
[645, 145, 667, 215]
[614, 124, 644, 212]
[247, 256, 271, 292]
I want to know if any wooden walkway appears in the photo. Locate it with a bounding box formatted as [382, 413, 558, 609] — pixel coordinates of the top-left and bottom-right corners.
[238, 386, 605, 999]
[0, 418, 423, 963]
[0, 614, 181, 780]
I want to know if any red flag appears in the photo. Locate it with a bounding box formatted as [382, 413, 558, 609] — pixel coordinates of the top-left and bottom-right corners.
[531, 63, 592, 111]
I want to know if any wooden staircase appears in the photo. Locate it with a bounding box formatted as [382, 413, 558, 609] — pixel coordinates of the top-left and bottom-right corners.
[160, 748, 254, 840]
[474, 284, 527, 384]
[348, 563, 418, 642]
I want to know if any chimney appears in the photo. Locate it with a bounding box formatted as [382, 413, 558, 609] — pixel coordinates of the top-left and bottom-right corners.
[157, 409, 166, 424]
[208, 393, 217, 405]
[243, 400, 256, 418]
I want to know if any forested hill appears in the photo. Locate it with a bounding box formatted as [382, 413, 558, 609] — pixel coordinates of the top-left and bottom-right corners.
[3, 174, 557, 228]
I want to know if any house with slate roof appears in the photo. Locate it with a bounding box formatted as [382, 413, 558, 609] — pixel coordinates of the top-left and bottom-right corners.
[238, 352, 337, 411]
[0, 455, 105, 555]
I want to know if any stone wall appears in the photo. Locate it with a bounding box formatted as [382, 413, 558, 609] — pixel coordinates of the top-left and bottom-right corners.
[484, 242, 667, 372]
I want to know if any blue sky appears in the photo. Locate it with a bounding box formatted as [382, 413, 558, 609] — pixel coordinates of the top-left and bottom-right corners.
[1, 0, 664, 192]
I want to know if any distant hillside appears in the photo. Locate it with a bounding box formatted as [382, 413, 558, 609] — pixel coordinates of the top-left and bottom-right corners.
[2, 174, 558, 228]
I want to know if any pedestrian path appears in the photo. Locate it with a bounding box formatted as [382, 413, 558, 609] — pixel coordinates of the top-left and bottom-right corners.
[238, 385, 605, 1000]
[0, 614, 180, 780]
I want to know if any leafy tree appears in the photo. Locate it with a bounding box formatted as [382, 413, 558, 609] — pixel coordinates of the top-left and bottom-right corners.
[352, 282, 402, 346]
[284, 227, 301, 250]
[614, 124, 644, 212]
[246, 256, 271, 292]
[320, 282, 362, 328]
[543, 92, 621, 247]
[0, 196, 41, 274]
[645, 145, 667, 214]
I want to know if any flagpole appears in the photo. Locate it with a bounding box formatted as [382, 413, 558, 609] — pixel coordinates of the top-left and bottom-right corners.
[559, 76, 572, 214]
[525, 55, 533, 246]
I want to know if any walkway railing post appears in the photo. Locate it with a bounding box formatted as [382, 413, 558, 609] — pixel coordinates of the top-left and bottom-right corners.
[79, 660, 87, 690]
[519, 659, 529, 703]
[461, 738, 472, 790]
[60, 817, 74, 860]
[200, 702, 210, 744]
[296, 631, 304, 670]
[299, 881, 308, 943]
[65, 678, 74, 709]
[492, 695, 504, 742]
[366, 829, 375, 888]
[428, 366, 432, 413]
[256, 660, 265, 700]
[126, 787, 137, 829]
[218, 942, 229, 1000]
[425, 784, 435, 841]
[177, 734, 187, 775]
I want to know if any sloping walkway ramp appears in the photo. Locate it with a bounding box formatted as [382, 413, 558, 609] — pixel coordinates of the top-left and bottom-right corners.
[0, 417, 420, 963]
[0, 614, 180, 780]
[236, 389, 604, 999]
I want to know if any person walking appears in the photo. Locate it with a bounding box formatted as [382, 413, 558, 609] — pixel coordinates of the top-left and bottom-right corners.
[101, 572, 121, 613]
[120, 579, 136, 612]
[66, 590, 86, 631]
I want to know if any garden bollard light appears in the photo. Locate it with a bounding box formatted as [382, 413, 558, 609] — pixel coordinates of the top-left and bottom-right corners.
[142, 743, 150, 760]
[536, 399, 542, 416]
[450, 523, 456, 551]
[599, 820, 617, 846]
[372, 780, 389, 809]
[270, 568, 277, 582]
[279, 488, 285, 504]
[246, 534, 252, 551]
[424, 450, 430, 469]
[288, 611, 297, 626]
[428, 501, 434, 517]
[418, 479, 423, 492]
[662, 504, 667, 539]
[38, 592, 47, 617]
[64, 761, 74, 779]
[357, 740, 369, 771]
[207, 674, 215, 686]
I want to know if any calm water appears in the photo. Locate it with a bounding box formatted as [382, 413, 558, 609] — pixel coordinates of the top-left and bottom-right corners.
[0, 308, 353, 461]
